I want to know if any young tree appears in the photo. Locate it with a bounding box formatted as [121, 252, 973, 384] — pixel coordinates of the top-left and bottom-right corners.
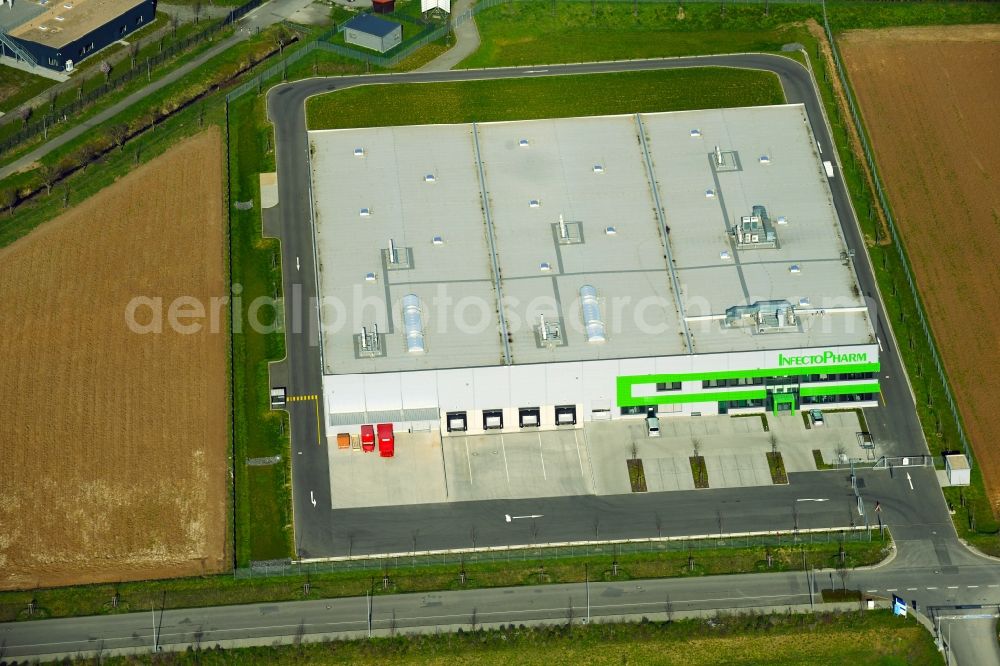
[0, 188, 17, 216]
[100, 60, 112, 84]
[130, 42, 140, 70]
[38, 162, 63, 196]
[107, 123, 129, 151]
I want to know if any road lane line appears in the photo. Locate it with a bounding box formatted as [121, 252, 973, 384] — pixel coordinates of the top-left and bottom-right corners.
[927, 587, 938, 590]
[906, 588, 917, 591]
[947, 586, 959, 589]
[866, 589, 878, 593]
[573, 429, 587, 484]
[500, 435, 510, 486]
[465, 438, 473, 485]
[968, 585, 979, 589]
[314, 396, 322, 446]
[886, 588, 897, 592]
[989, 584, 999, 588]
[538, 433, 547, 481]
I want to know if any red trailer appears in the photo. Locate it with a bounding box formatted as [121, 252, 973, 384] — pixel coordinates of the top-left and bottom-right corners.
[377, 423, 394, 458]
[360, 424, 375, 452]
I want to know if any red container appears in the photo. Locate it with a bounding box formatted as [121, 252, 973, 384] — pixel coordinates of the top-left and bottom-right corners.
[360, 424, 375, 452]
[377, 423, 394, 458]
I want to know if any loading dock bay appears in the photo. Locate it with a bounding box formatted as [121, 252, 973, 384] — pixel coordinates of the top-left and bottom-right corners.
[326, 412, 870, 510]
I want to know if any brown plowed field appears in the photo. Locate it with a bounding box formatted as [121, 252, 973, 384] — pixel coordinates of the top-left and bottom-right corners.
[0, 130, 228, 590]
[840, 26, 1000, 505]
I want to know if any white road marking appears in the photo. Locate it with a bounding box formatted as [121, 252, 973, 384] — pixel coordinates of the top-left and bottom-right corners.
[538, 433, 547, 481]
[500, 435, 510, 486]
[906, 472, 913, 490]
[927, 587, 938, 590]
[989, 584, 999, 588]
[968, 585, 979, 589]
[296, 256, 300, 271]
[948, 586, 959, 589]
[866, 589, 878, 593]
[524, 69, 549, 74]
[886, 588, 897, 592]
[573, 430, 586, 482]
[906, 588, 917, 591]
[465, 438, 473, 485]
[310, 491, 317, 508]
[796, 498, 829, 502]
[505, 514, 544, 523]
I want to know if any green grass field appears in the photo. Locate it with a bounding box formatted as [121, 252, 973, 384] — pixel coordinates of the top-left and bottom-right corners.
[306, 67, 784, 129]
[0, 68, 55, 114]
[90, 610, 941, 665]
[461, 0, 1000, 70]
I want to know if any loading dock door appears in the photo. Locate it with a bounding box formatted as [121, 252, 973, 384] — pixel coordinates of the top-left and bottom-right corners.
[483, 409, 504, 430]
[555, 405, 577, 425]
[446, 411, 467, 432]
[519, 407, 540, 428]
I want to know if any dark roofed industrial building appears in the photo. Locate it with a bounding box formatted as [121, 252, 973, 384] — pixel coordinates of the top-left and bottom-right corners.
[343, 14, 401, 54]
[1, 0, 157, 72]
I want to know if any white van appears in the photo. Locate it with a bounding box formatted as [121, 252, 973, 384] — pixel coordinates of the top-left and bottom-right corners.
[646, 415, 660, 437]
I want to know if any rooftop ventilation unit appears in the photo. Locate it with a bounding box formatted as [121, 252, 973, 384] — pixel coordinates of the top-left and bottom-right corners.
[402, 294, 425, 354]
[714, 145, 724, 167]
[593, 164, 604, 174]
[387, 238, 398, 265]
[724, 300, 798, 334]
[605, 226, 617, 235]
[691, 129, 702, 138]
[536, 314, 564, 348]
[365, 272, 377, 282]
[432, 236, 444, 245]
[360, 207, 371, 217]
[720, 250, 731, 260]
[539, 262, 552, 272]
[759, 155, 771, 164]
[580, 285, 606, 344]
[356, 324, 385, 358]
[519, 139, 529, 148]
[789, 264, 801, 274]
[529, 199, 540, 208]
[732, 205, 779, 249]
[354, 147, 365, 157]
[710, 146, 741, 172]
[705, 189, 716, 198]
[424, 173, 436, 183]
[554, 213, 584, 245]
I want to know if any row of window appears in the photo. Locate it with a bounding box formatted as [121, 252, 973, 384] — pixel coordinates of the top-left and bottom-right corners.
[701, 372, 876, 388]
[445, 405, 577, 432]
[801, 393, 876, 405]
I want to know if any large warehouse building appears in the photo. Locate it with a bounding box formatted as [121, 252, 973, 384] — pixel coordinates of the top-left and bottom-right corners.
[308, 105, 879, 438]
[1, 0, 156, 72]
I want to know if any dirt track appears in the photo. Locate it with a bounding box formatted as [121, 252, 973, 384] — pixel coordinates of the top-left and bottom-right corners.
[0, 130, 229, 589]
[840, 27, 1000, 505]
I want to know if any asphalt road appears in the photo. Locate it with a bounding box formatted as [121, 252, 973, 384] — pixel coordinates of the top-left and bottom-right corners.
[265, 53, 931, 561]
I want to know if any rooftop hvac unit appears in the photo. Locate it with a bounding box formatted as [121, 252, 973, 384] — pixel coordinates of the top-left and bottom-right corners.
[580, 285, 606, 343]
[402, 294, 425, 353]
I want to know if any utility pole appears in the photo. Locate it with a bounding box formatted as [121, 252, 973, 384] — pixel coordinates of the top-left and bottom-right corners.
[367, 589, 372, 638]
[151, 604, 157, 652]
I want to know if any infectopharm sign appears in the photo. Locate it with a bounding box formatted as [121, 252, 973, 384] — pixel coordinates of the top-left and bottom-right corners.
[778, 350, 869, 367]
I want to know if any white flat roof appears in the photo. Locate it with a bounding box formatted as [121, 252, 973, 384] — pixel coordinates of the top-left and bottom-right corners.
[309, 105, 874, 375]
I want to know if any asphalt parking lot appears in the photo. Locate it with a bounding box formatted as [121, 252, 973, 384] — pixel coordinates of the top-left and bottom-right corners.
[327, 432, 448, 509]
[443, 429, 596, 502]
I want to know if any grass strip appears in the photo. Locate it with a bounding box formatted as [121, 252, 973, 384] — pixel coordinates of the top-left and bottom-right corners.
[306, 67, 785, 129]
[0, 535, 888, 621]
[91, 610, 940, 665]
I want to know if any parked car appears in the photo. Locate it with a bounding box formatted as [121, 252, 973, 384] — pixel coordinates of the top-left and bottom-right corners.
[646, 415, 661, 437]
[810, 409, 825, 427]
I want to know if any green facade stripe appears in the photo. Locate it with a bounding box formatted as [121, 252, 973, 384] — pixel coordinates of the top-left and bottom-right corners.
[620, 389, 767, 408]
[799, 382, 881, 398]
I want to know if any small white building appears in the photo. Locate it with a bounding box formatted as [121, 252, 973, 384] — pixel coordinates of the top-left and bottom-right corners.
[343, 14, 402, 54]
[945, 454, 971, 486]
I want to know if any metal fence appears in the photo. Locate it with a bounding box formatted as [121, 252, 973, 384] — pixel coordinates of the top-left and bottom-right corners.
[821, 7, 973, 467]
[0, 0, 261, 156]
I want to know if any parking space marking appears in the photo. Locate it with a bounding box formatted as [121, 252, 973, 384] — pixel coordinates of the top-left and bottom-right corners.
[537, 433, 547, 481]
[573, 430, 586, 482]
[500, 435, 510, 486]
[464, 438, 473, 486]
[286, 395, 322, 446]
